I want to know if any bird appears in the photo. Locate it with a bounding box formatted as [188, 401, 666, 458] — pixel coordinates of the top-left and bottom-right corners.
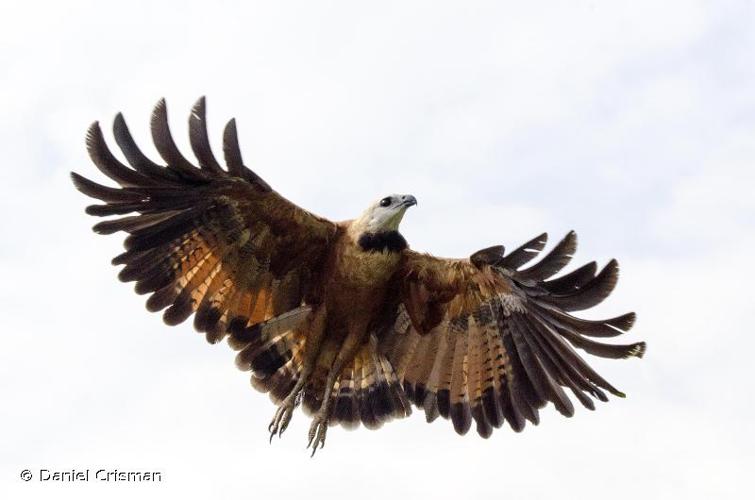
[71, 97, 645, 455]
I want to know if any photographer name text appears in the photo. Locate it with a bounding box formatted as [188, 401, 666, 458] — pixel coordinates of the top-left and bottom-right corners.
[22, 468, 162, 483]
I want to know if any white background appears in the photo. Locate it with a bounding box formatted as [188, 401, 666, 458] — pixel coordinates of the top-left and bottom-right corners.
[1, 1, 753, 499]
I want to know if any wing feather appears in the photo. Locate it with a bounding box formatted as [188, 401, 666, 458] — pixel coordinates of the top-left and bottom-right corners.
[113, 112, 181, 182]
[516, 230, 577, 282]
[72, 97, 337, 346]
[188, 96, 226, 174]
[380, 231, 644, 437]
[150, 98, 207, 180]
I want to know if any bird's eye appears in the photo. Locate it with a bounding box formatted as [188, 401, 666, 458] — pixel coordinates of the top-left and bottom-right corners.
[379, 197, 392, 207]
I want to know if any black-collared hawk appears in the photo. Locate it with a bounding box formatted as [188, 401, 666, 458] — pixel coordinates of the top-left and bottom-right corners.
[71, 97, 645, 455]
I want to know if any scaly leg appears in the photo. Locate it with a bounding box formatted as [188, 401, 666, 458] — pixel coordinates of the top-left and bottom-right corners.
[305, 370, 336, 455]
[307, 330, 363, 456]
[268, 307, 327, 443]
[268, 374, 308, 441]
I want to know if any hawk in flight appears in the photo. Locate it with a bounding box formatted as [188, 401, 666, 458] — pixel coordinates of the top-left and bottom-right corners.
[72, 97, 645, 455]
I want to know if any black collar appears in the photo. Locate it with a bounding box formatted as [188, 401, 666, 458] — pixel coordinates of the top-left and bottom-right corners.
[357, 231, 408, 253]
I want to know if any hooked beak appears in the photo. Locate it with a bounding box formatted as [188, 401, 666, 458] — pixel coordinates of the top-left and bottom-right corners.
[400, 195, 417, 208]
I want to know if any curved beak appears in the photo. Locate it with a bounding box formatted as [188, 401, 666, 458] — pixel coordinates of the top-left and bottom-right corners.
[400, 194, 417, 208]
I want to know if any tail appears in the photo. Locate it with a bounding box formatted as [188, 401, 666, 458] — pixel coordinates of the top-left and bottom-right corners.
[302, 338, 412, 429]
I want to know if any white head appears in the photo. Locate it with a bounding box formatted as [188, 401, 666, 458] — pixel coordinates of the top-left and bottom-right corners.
[350, 194, 417, 236]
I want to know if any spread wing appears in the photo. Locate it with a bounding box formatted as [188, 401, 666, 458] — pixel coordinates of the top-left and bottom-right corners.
[379, 232, 645, 437]
[71, 97, 337, 344]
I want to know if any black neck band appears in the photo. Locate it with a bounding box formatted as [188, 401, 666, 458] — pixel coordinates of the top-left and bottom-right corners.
[357, 231, 407, 253]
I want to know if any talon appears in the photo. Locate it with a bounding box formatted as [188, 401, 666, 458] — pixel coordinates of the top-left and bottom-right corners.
[307, 415, 328, 457]
[268, 404, 294, 443]
[306, 427, 316, 449]
[278, 408, 292, 437]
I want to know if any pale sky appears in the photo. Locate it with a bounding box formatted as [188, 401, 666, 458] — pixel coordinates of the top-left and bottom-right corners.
[1, 1, 753, 499]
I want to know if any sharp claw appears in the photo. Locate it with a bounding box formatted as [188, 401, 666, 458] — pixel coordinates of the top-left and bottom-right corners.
[269, 405, 294, 443]
[306, 428, 315, 449]
[278, 409, 292, 437]
[306, 415, 328, 457]
[308, 425, 316, 445]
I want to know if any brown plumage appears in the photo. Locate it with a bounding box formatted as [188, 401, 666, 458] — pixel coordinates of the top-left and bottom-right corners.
[72, 97, 645, 455]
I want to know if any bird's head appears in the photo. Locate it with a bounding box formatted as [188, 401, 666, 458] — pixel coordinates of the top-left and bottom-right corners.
[350, 194, 417, 236]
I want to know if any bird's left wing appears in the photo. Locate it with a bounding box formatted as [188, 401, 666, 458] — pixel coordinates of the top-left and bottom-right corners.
[378, 232, 645, 437]
[71, 97, 338, 345]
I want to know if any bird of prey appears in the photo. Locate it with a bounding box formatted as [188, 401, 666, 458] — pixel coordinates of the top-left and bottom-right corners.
[72, 97, 645, 455]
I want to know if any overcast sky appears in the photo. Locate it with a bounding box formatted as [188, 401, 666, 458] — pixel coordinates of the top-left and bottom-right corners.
[1, 1, 753, 499]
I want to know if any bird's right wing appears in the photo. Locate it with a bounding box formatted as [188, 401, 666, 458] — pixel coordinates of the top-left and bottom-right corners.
[71, 97, 338, 345]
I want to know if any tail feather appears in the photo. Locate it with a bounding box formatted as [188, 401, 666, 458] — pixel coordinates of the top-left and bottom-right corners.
[318, 341, 412, 430]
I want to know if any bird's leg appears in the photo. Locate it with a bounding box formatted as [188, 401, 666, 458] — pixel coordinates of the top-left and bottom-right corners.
[306, 369, 337, 456]
[269, 307, 327, 443]
[307, 331, 363, 456]
[268, 374, 309, 442]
